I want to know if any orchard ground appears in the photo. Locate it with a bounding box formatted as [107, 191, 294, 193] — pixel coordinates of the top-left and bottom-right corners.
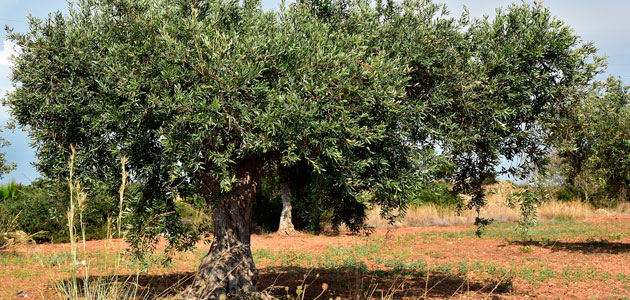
[2, 216, 630, 299]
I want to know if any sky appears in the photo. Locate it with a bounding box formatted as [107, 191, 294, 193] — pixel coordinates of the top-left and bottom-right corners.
[1, 0, 629, 184]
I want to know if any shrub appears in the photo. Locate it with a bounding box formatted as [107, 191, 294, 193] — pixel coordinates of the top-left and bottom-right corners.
[0, 205, 19, 249]
[554, 187, 577, 202]
[0, 179, 124, 243]
[0, 180, 22, 202]
[0, 180, 67, 243]
[409, 181, 461, 208]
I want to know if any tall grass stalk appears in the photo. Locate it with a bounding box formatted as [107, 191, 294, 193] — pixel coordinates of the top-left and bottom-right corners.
[49, 147, 144, 300]
[66, 145, 79, 299]
[118, 157, 128, 239]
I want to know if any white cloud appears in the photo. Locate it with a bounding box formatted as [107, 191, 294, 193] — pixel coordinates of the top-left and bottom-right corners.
[0, 40, 21, 66]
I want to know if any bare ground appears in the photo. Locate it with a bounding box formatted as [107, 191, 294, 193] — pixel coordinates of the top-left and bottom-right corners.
[2, 216, 630, 299]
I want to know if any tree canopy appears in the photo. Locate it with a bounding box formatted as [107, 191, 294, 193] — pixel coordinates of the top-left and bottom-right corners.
[554, 76, 630, 205]
[428, 3, 601, 227]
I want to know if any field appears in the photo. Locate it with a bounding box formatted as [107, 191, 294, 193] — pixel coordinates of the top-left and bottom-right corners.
[2, 216, 630, 299]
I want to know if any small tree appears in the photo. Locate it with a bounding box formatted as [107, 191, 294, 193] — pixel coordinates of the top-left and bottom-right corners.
[555, 77, 630, 206]
[430, 3, 601, 229]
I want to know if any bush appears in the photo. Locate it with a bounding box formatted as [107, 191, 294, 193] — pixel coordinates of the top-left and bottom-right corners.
[553, 187, 577, 202]
[0, 179, 122, 243]
[175, 195, 213, 235]
[0, 180, 66, 243]
[0, 180, 25, 248]
[408, 181, 462, 208]
[0, 205, 20, 249]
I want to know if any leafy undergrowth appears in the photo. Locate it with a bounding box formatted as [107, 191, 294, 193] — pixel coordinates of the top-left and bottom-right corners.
[2, 218, 630, 299]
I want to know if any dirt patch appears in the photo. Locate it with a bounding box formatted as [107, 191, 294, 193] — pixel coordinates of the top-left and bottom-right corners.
[2, 217, 630, 299]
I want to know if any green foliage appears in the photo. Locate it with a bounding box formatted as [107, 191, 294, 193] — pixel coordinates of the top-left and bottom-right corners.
[432, 2, 602, 228]
[0, 136, 16, 180]
[175, 201, 213, 235]
[408, 181, 461, 208]
[0, 179, 126, 243]
[3, 0, 601, 256]
[554, 77, 630, 207]
[0, 205, 20, 249]
[4, 0, 428, 251]
[552, 186, 577, 202]
[1, 180, 66, 243]
[0, 180, 22, 202]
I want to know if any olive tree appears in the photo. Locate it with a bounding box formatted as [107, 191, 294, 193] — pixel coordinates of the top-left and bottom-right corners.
[4, 0, 428, 297]
[429, 3, 601, 230]
[554, 77, 630, 205]
[4, 0, 602, 297]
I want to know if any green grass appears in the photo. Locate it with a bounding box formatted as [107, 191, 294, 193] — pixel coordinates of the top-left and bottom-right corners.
[246, 220, 630, 287]
[251, 241, 626, 285]
[0, 251, 30, 266]
[34, 251, 72, 268]
[2, 219, 628, 298]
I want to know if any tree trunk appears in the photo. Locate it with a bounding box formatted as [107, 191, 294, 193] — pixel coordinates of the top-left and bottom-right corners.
[277, 180, 296, 235]
[182, 159, 265, 300]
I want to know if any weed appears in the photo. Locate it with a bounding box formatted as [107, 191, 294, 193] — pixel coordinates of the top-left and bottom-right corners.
[518, 246, 534, 253]
[48, 150, 145, 300]
[436, 262, 453, 275]
[34, 251, 72, 268]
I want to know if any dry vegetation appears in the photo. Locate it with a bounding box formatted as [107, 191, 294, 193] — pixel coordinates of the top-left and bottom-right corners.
[0, 210, 34, 251]
[366, 182, 630, 229]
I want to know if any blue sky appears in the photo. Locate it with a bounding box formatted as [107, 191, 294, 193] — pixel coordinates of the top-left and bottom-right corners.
[1, 0, 629, 184]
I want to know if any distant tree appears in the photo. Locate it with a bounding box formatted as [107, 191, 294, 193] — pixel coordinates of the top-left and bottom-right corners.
[276, 168, 296, 235]
[0, 136, 15, 181]
[554, 77, 630, 206]
[428, 3, 602, 231]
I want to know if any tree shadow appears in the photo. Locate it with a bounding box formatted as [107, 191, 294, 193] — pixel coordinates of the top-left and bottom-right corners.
[256, 266, 510, 299]
[69, 266, 511, 299]
[508, 240, 630, 254]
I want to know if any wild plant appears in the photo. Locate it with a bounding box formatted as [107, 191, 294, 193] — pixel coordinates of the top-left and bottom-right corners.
[47, 146, 144, 300]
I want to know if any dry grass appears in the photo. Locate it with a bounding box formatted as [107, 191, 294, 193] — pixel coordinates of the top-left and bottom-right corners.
[538, 201, 592, 221]
[367, 182, 630, 228]
[1, 230, 34, 250]
[47, 149, 144, 300]
[0, 209, 36, 250]
[617, 202, 630, 214]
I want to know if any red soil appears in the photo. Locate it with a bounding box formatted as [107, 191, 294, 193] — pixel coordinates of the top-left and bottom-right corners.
[2, 218, 630, 299]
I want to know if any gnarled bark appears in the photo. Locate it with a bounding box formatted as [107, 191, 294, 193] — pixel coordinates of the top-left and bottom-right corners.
[277, 180, 296, 235]
[182, 158, 264, 300]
